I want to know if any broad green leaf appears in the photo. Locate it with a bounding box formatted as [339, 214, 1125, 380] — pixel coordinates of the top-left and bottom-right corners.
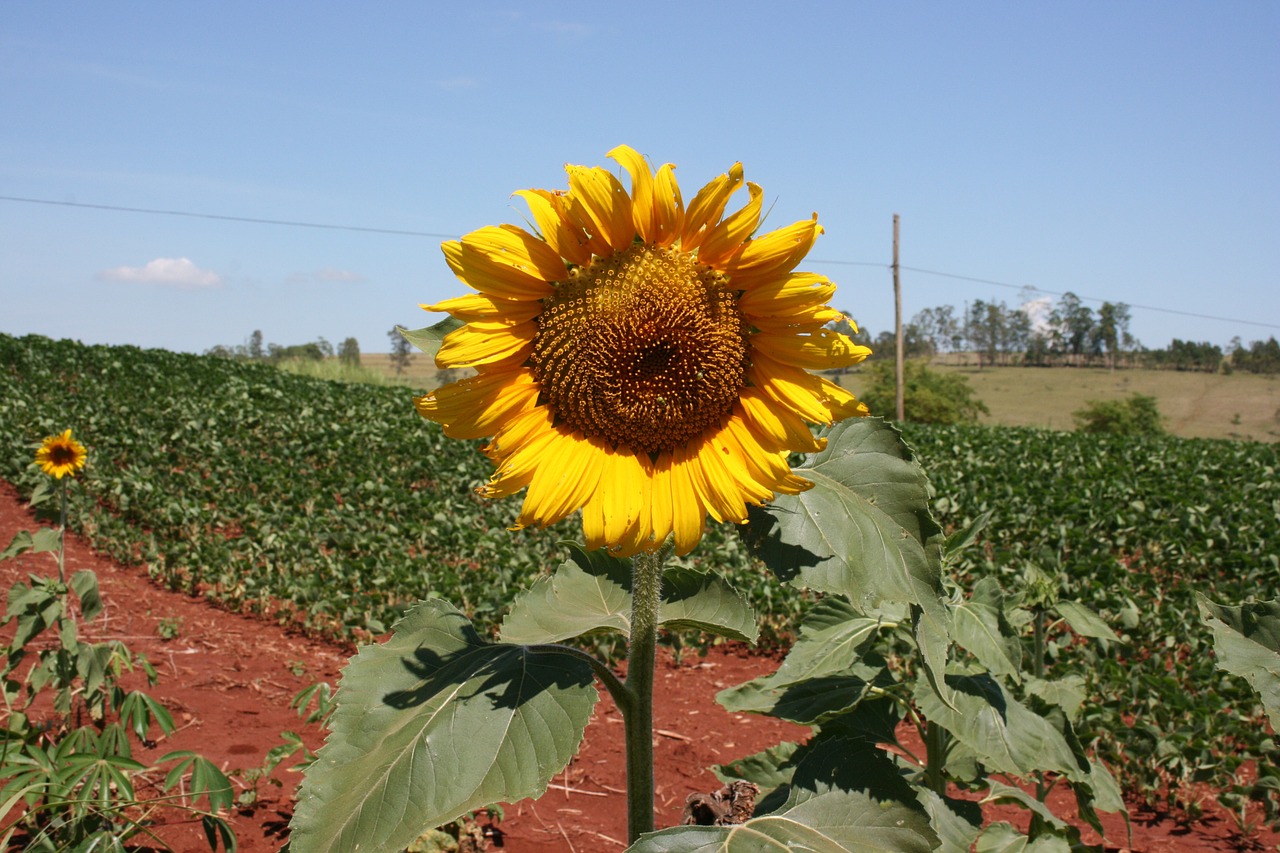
[398, 318, 464, 362]
[914, 674, 1087, 783]
[771, 596, 884, 683]
[982, 780, 1066, 830]
[744, 418, 951, 698]
[501, 548, 757, 645]
[290, 598, 597, 853]
[627, 790, 935, 853]
[916, 789, 982, 853]
[1199, 595, 1280, 728]
[718, 661, 886, 726]
[975, 822, 1072, 853]
[1054, 599, 1120, 643]
[0, 528, 60, 561]
[500, 548, 632, 643]
[714, 741, 802, 800]
[952, 577, 1021, 681]
[69, 569, 103, 622]
[1024, 675, 1087, 720]
[943, 510, 993, 560]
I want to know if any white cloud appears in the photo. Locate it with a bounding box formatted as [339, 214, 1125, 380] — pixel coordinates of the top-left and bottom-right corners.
[1021, 295, 1055, 334]
[100, 257, 221, 289]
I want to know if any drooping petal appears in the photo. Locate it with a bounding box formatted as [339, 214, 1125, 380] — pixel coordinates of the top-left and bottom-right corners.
[753, 328, 871, 371]
[435, 320, 535, 369]
[652, 163, 684, 247]
[686, 442, 749, 525]
[413, 367, 540, 439]
[679, 162, 744, 252]
[648, 451, 675, 548]
[442, 238, 555, 300]
[720, 414, 813, 496]
[517, 432, 607, 528]
[464, 224, 568, 282]
[608, 144, 658, 244]
[738, 272, 837, 315]
[668, 450, 706, 556]
[566, 164, 634, 252]
[480, 413, 560, 500]
[698, 182, 764, 267]
[718, 216, 823, 288]
[513, 188, 593, 267]
[423, 293, 543, 324]
[739, 388, 825, 453]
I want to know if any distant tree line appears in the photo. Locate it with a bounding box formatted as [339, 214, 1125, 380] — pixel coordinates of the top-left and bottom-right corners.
[206, 330, 362, 366]
[842, 292, 1279, 375]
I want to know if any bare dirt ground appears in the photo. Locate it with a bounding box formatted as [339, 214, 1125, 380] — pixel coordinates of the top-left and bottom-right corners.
[2, 482, 1276, 852]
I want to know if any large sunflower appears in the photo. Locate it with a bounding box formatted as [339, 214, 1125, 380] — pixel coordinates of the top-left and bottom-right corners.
[35, 429, 87, 479]
[415, 145, 870, 556]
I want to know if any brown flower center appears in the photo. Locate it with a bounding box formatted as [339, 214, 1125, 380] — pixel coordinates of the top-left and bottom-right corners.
[50, 445, 78, 466]
[530, 243, 748, 454]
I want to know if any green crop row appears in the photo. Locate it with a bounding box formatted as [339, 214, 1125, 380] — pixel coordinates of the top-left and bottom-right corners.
[2, 332, 1277, 819]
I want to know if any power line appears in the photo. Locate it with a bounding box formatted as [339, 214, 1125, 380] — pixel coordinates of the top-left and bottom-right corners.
[3, 193, 1276, 332]
[0, 194, 457, 239]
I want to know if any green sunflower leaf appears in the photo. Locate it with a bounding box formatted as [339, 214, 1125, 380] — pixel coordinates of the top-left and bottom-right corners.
[627, 789, 935, 853]
[1199, 595, 1280, 729]
[398, 318, 464, 362]
[744, 418, 951, 698]
[500, 547, 757, 645]
[289, 598, 597, 853]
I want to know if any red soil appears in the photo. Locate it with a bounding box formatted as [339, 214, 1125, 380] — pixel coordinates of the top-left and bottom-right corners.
[1, 482, 1274, 852]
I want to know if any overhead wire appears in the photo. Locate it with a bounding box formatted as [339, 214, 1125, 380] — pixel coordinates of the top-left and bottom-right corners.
[2, 193, 1276, 332]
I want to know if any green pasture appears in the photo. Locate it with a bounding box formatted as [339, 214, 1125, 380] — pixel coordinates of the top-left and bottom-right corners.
[1, 332, 1277, 819]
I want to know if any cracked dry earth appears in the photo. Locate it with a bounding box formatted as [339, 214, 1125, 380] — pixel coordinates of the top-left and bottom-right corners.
[2, 482, 1275, 852]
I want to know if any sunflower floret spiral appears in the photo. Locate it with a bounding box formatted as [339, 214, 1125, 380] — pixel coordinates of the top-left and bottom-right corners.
[414, 145, 871, 556]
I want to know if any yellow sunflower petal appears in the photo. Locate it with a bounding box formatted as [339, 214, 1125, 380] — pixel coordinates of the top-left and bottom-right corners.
[566, 164, 634, 252]
[668, 450, 706, 556]
[608, 144, 658, 244]
[413, 368, 540, 439]
[648, 452, 675, 548]
[422, 293, 542, 324]
[480, 415, 560, 500]
[753, 328, 871, 371]
[718, 216, 823, 287]
[679, 162, 744, 251]
[513, 188, 593, 267]
[749, 349, 846, 424]
[698, 182, 764, 267]
[652, 163, 684, 247]
[436, 320, 535, 369]
[484, 404, 555, 460]
[464, 224, 566, 282]
[602, 448, 647, 548]
[687, 443, 749, 525]
[721, 414, 813, 496]
[442, 238, 554, 300]
[738, 272, 836, 315]
[518, 432, 607, 528]
[706, 429, 774, 506]
[739, 389, 825, 453]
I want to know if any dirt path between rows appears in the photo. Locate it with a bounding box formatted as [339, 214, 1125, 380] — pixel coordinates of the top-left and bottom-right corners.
[1, 481, 1273, 851]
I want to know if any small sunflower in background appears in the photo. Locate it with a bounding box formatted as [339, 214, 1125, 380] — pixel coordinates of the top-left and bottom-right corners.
[35, 429, 87, 479]
[415, 145, 870, 556]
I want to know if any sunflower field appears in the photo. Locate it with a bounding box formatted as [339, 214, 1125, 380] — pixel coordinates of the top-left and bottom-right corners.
[1, 331, 1277, 824]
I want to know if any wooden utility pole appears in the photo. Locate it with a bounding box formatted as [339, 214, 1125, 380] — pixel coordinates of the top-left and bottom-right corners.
[893, 214, 904, 421]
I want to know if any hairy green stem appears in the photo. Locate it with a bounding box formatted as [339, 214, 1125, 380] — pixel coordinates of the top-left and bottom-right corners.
[57, 477, 68, 585]
[625, 548, 664, 842]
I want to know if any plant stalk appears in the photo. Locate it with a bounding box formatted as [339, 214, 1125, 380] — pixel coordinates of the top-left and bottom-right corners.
[57, 477, 68, 585]
[624, 548, 663, 842]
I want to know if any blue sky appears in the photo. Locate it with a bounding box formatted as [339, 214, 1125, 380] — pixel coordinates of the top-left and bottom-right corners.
[2, 1, 1277, 355]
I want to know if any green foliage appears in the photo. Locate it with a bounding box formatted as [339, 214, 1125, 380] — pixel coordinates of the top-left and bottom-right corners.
[2, 501, 233, 849]
[857, 360, 990, 424]
[1072, 393, 1165, 435]
[3, 333, 1278, 832]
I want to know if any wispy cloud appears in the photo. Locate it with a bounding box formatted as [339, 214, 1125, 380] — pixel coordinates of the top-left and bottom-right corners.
[99, 257, 222, 289]
[286, 268, 366, 286]
[315, 267, 364, 283]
